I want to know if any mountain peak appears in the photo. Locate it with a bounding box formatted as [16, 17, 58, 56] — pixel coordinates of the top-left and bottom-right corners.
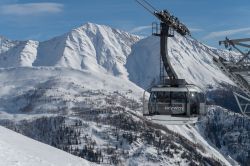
[74, 22, 140, 40]
[75, 22, 110, 32]
[63, 22, 140, 77]
[73, 22, 109, 36]
[84, 22, 102, 28]
[29, 22, 140, 78]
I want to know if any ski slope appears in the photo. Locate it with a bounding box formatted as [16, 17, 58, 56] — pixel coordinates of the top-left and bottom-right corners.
[0, 126, 94, 166]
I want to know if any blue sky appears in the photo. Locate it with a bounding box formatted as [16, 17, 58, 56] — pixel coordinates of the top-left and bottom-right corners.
[0, 0, 250, 47]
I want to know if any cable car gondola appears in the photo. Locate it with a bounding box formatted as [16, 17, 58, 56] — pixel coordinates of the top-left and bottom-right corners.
[136, 0, 207, 125]
[143, 81, 206, 125]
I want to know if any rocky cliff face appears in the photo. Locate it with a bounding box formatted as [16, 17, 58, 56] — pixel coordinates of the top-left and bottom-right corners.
[198, 106, 250, 166]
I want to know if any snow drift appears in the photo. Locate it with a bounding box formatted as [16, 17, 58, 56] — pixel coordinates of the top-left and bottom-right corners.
[0, 126, 93, 166]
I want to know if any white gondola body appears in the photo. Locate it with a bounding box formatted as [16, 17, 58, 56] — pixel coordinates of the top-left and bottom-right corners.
[143, 85, 206, 125]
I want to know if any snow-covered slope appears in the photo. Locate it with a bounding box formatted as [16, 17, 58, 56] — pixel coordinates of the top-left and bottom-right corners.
[0, 36, 19, 54]
[0, 126, 93, 166]
[126, 34, 234, 89]
[0, 67, 142, 114]
[0, 40, 38, 68]
[167, 122, 238, 166]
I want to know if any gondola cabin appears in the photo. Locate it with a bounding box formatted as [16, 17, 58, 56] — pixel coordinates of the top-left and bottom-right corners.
[143, 84, 206, 125]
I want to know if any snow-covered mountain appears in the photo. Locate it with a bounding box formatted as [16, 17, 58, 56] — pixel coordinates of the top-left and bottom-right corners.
[0, 23, 139, 79]
[0, 35, 19, 54]
[0, 126, 93, 166]
[126, 34, 234, 89]
[0, 22, 245, 165]
[0, 40, 38, 68]
[0, 23, 235, 88]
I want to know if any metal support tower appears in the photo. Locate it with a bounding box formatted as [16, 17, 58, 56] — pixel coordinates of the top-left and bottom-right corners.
[136, 0, 190, 86]
[215, 37, 250, 117]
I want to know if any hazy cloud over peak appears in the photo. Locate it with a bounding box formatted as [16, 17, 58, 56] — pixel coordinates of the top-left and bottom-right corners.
[204, 27, 250, 40]
[130, 25, 152, 34]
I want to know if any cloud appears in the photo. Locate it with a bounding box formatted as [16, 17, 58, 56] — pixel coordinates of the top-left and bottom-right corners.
[131, 25, 203, 34]
[189, 28, 203, 32]
[203, 27, 250, 40]
[0, 0, 18, 5]
[130, 25, 151, 33]
[0, 3, 64, 16]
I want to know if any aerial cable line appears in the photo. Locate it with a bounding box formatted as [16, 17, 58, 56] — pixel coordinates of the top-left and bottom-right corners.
[135, 0, 157, 15]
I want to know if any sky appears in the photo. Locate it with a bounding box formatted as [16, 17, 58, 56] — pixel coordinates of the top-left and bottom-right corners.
[0, 0, 250, 47]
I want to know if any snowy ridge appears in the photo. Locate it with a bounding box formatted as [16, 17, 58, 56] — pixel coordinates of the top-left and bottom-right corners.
[0, 23, 234, 87]
[0, 36, 19, 54]
[0, 67, 143, 114]
[0, 126, 94, 166]
[0, 40, 38, 68]
[0, 23, 140, 79]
